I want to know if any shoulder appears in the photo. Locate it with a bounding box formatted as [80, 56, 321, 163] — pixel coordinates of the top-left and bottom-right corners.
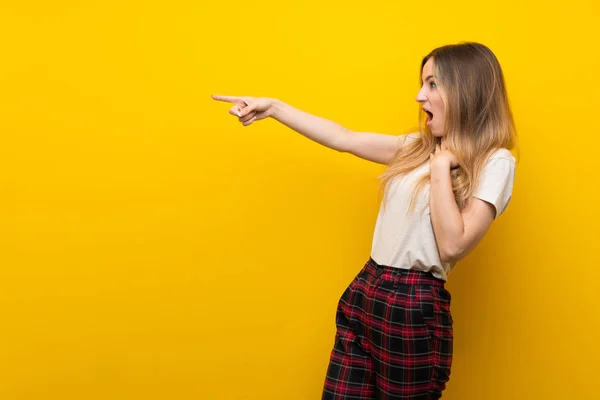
[472, 149, 517, 218]
[480, 148, 517, 176]
[479, 148, 516, 183]
[487, 148, 516, 164]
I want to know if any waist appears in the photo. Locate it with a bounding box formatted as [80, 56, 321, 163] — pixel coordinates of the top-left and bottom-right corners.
[365, 257, 446, 287]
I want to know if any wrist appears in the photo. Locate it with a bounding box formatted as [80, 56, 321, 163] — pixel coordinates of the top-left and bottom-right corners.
[269, 98, 284, 120]
[430, 157, 452, 175]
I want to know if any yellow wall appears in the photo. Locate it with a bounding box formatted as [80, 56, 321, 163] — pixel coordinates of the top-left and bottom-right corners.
[1, 1, 598, 399]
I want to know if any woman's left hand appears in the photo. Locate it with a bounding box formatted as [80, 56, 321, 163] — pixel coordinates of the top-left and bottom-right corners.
[430, 138, 459, 169]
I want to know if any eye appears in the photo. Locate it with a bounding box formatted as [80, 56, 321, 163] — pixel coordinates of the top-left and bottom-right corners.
[429, 81, 437, 89]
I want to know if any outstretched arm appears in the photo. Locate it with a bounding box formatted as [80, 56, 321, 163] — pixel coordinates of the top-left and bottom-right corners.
[212, 95, 402, 165]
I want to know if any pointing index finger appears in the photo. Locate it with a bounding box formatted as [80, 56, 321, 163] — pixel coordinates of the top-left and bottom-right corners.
[211, 95, 243, 104]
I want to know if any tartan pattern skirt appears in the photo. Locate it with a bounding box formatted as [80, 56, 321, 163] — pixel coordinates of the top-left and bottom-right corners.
[322, 258, 453, 399]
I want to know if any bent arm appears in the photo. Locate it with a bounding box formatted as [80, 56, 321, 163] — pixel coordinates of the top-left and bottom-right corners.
[429, 162, 496, 263]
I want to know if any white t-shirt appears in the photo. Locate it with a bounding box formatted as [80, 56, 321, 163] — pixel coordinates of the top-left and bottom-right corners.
[370, 133, 516, 281]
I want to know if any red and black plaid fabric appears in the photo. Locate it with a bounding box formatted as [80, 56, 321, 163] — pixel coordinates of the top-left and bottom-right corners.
[322, 258, 453, 399]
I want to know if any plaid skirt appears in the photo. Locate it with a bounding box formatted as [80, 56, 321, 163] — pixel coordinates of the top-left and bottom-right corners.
[322, 258, 453, 399]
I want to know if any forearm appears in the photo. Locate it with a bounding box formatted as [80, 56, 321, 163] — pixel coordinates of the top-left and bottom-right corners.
[270, 99, 351, 151]
[430, 162, 465, 262]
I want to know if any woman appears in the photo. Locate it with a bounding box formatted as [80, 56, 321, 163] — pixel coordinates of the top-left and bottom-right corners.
[212, 42, 517, 399]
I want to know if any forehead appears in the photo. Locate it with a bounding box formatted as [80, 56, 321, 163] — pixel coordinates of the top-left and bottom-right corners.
[421, 58, 435, 79]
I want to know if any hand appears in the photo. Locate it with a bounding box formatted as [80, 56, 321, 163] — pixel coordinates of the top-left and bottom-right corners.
[430, 137, 459, 169]
[211, 95, 275, 126]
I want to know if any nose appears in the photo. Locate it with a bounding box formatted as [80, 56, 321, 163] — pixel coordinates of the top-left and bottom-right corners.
[415, 86, 427, 103]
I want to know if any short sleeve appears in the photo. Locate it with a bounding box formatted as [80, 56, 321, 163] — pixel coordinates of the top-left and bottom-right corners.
[472, 149, 516, 219]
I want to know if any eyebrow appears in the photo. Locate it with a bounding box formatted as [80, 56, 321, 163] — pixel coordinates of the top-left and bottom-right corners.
[423, 75, 435, 82]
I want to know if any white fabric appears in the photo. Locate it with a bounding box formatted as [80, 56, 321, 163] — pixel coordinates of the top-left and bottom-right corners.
[370, 134, 516, 281]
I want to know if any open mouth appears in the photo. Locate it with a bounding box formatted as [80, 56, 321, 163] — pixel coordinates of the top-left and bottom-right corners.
[424, 110, 433, 123]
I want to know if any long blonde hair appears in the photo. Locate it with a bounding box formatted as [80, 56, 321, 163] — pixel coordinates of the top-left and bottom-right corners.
[380, 42, 518, 211]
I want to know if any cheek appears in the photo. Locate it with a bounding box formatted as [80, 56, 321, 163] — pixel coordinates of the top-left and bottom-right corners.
[435, 95, 446, 117]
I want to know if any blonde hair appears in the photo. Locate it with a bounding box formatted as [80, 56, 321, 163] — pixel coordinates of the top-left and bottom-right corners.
[380, 42, 519, 211]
